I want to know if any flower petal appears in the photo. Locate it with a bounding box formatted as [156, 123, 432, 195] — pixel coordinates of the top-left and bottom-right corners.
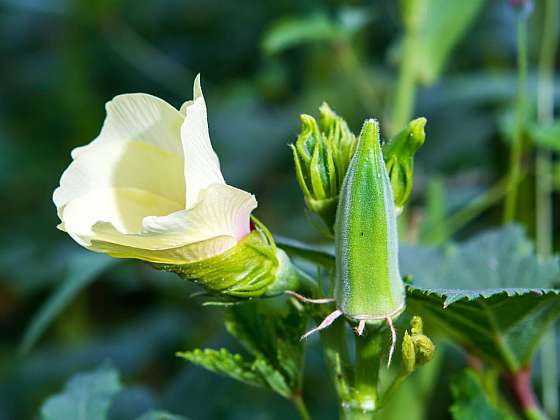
[54, 93, 186, 223]
[72, 93, 184, 158]
[54, 140, 185, 224]
[143, 183, 257, 243]
[180, 77, 225, 207]
[179, 73, 203, 114]
[89, 235, 238, 264]
[61, 184, 257, 264]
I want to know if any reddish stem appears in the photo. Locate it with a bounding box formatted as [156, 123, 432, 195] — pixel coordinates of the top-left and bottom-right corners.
[505, 367, 540, 413]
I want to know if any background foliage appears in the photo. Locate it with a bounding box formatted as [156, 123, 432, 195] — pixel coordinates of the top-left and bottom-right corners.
[0, 0, 558, 419]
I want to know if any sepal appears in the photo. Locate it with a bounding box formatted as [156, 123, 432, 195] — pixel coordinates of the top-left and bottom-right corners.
[152, 219, 309, 298]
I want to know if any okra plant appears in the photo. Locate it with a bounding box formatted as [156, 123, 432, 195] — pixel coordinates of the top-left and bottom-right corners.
[30, 1, 560, 420]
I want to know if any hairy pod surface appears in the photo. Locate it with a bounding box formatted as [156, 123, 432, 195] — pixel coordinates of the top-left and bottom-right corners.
[334, 119, 405, 321]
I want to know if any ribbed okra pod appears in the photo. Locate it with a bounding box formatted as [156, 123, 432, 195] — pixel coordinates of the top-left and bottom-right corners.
[335, 119, 405, 322]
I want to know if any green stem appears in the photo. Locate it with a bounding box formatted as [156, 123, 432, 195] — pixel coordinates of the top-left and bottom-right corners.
[334, 39, 379, 114]
[378, 372, 409, 408]
[319, 315, 353, 403]
[292, 394, 312, 420]
[503, 16, 529, 224]
[352, 332, 382, 410]
[422, 172, 524, 244]
[390, 31, 418, 136]
[536, 0, 559, 417]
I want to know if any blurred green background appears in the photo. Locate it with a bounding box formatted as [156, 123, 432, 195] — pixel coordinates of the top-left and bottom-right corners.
[0, 0, 557, 419]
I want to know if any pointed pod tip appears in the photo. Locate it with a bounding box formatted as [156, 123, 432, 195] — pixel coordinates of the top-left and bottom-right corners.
[357, 118, 381, 153]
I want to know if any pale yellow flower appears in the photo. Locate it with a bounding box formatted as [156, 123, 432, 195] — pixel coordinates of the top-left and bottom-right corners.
[53, 75, 257, 264]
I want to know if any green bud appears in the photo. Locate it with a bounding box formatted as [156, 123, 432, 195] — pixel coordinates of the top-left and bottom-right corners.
[412, 334, 435, 366]
[410, 315, 423, 335]
[335, 119, 405, 321]
[383, 117, 426, 211]
[153, 221, 306, 298]
[402, 330, 416, 374]
[402, 316, 435, 373]
[291, 103, 356, 231]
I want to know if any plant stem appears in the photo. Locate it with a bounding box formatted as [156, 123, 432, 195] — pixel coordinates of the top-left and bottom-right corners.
[319, 316, 353, 403]
[352, 333, 382, 410]
[390, 29, 418, 136]
[503, 16, 529, 223]
[421, 172, 524, 244]
[536, 0, 559, 417]
[506, 367, 548, 420]
[292, 394, 312, 420]
[334, 39, 379, 114]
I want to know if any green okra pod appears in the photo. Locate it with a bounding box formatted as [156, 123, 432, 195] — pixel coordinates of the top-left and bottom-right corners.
[335, 119, 405, 322]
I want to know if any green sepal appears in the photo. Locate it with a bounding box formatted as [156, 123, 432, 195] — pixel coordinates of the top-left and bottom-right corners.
[152, 220, 308, 298]
[383, 117, 426, 210]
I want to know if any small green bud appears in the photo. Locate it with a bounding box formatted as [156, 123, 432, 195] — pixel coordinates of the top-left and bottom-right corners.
[153, 221, 306, 298]
[291, 103, 356, 231]
[383, 117, 426, 211]
[410, 315, 423, 335]
[401, 316, 435, 373]
[412, 334, 435, 366]
[402, 330, 416, 374]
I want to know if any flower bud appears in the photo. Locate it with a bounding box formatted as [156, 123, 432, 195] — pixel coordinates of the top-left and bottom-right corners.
[412, 334, 435, 366]
[410, 315, 423, 335]
[291, 103, 356, 231]
[401, 316, 435, 373]
[383, 117, 426, 211]
[402, 330, 416, 374]
[153, 220, 307, 298]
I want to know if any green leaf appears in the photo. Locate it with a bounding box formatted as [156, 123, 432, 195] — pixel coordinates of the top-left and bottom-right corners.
[177, 348, 268, 390]
[20, 252, 117, 353]
[40, 363, 123, 420]
[419, 176, 449, 245]
[225, 299, 307, 392]
[261, 14, 340, 55]
[274, 235, 335, 269]
[450, 369, 514, 420]
[411, 0, 485, 84]
[178, 299, 307, 399]
[402, 226, 560, 371]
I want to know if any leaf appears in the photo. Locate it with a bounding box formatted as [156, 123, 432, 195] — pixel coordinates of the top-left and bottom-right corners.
[450, 369, 514, 420]
[177, 348, 267, 390]
[20, 251, 117, 353]
[274, 235, 335, 269]
[419, 176, 449, 245]
[41, 363, 123, 420]
[135, 411, 187, 420]
[402, 226, 560, 371]
[178, 299, 307, 399]
[412, 0, 485, 84]
[261, 14, 341, 55]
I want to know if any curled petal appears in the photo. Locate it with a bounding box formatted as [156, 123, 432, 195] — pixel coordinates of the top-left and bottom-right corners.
[181, 77, 225, 207]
